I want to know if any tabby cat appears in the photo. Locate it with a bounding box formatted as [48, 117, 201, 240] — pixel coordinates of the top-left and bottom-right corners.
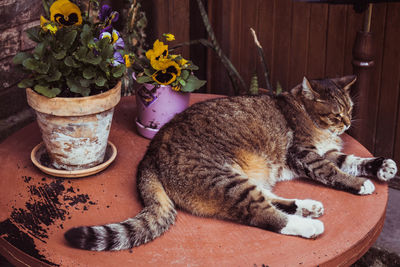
[65, 75, 397, 251]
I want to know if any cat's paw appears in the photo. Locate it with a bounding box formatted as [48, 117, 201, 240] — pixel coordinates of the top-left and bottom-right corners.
[358, 179, 375, 195]
[295, 199, 324, 218]
[377, 159, 397, 181]
[280, 215, 324, 239]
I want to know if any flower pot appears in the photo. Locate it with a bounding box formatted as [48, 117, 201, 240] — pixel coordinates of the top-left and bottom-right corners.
[26, 82, 121, 171]
[135, 84, 190, 139]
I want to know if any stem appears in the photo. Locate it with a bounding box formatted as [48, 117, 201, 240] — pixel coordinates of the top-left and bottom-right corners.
[42, 0, 50, 17]
[250, 28, 273, 93]
[195, 0, 247, 95]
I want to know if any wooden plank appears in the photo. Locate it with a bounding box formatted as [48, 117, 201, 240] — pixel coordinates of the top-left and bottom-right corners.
[238, 0, 259, 93]
[271, 0, 293, 91]
[361, 3, 387, 154]
[343, 5, 363, 76]
[325, 4, 347, 78]
[256, 0, 275, 91]
[374, 3, 400, 158]
[288, 1, 310, 89]
[395, 79, 400, 163]
[169, 0, 190, 59]
[189, 0, 208, 93]
[306, 3, 328, 79]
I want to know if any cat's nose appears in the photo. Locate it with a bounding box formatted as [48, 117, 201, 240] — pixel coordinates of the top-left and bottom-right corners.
[343, 117, 351, 126]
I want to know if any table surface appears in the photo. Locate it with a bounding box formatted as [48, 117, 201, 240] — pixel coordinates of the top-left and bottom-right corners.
[0, 93, 388, 267]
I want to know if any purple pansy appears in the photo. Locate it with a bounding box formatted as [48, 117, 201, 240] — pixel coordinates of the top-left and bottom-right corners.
[112, 51, 124, 66]
[99, 5, 119, 33]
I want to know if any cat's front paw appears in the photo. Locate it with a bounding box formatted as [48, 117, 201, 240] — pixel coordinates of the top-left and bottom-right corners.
[358, 179, 375, 195]
[280, 215, 324, 239]
[377, 159, 397, 181]
[295, 199, 324, 218]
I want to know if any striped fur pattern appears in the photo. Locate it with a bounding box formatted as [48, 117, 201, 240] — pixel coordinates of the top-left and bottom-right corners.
[64, 75, 397, 251]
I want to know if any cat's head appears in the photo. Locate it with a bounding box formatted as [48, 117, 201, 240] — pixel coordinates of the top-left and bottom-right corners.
[296, 75, 357, 135]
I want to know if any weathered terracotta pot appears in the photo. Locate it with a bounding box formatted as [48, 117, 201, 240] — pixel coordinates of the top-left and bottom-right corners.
[26, 82, 121, 170]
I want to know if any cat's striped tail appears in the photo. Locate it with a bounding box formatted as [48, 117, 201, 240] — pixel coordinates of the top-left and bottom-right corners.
[64, 162, 176, 251]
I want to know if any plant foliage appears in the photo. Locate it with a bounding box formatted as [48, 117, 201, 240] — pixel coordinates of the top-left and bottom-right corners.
[13, 0, 129, 98]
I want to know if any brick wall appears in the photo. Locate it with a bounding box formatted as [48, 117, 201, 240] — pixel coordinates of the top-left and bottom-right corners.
[0, 0, 42, 139]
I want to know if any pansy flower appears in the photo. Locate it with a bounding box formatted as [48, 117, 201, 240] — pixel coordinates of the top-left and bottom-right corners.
[152, 60, 181, 85]
[50, 0, 82, 26]
[99, 30, 125, 50]
[40, 16, 58, 34]
[146, 40, 168, 68]
[99, 4, 119, 33]
[163, 33, 175, 41]
[112, 51, 124, 66]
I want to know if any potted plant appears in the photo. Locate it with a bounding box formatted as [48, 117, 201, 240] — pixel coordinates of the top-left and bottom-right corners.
[132, 34, 206, 139]
[13, 0, 130, 171]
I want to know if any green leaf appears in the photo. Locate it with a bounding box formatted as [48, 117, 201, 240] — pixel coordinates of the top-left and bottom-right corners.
[136, 75, 153, 84]
[85, 53, 102, 65]
[80, 24, 93, 46]
[83, 68, 96, 79]
[64, 56, 80, 68]
[34, 84, 61, 98]
[13, 52, 30, 65]
[79, 78, 92, 87]
[25, 27, 41, 43]
[181, 70, 190, 80]
[53, 49, 67, 60]
[144, 68, 154, 77]
[112, 64, 125, 78]
[185, 63, 199, 71]
[33, 43, 46, 60]
[100, 42, 114, 60]
[67, 78, 90, 96]
[178, 78, 186, 86]
[22, 58, 49, 74]
[17, 79, 34, 88]
[276, 82, 282, 95]
[46, 70, 62, 82]
[181, 74, 206, 92]
[74, 46, 88, 61]
[61, 30, 77, 48]
[95, 75, 107, 87]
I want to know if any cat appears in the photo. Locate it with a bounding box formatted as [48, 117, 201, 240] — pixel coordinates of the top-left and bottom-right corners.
[64, 75, 397, 251]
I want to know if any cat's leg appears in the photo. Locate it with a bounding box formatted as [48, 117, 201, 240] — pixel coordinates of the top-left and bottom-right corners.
[213, 178, 324, 238]
[258, 190, 324, 218]
[324, 151, 397, 181]
[288, 146, 375, 195]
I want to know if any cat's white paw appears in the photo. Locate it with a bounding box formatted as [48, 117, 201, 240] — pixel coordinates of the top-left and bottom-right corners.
[280, 215, 324, 239]
[377, 159, 397, 181]
[358, 179, 375, 195]
[295, 199, 324, 218]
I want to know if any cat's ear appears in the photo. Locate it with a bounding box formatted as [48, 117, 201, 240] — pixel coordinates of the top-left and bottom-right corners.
[333, 75, 357, 92]
[301, 77, 319, 100]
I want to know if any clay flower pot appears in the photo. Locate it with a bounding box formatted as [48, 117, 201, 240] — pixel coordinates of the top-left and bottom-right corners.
[135, 84, 190, 139]
[26, 82, 121, 170]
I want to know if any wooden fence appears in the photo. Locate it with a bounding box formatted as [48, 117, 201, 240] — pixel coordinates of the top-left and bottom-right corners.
[142, 0, 400, 162]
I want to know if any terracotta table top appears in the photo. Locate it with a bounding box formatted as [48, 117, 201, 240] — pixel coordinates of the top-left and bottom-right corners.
[0, 94, 387, 267]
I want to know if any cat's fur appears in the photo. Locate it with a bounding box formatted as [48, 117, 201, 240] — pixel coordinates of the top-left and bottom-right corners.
[64, 75, 397, 251]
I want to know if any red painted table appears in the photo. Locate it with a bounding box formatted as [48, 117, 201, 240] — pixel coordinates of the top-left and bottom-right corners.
[0, 94, 387, 266]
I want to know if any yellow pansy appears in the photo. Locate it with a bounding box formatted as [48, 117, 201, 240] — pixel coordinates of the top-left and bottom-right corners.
[179, 58, 188, 66]
[40, 16, 58, 34]
[124, 55, 132, 68]
[146, 40, 168, 63]
[164, 33, 175, 41]
[152, 60, 181, 85]
[50, 0, 82, 26]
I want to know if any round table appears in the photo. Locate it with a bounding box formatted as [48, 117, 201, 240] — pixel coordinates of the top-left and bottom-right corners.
[0, 94, 387, 266]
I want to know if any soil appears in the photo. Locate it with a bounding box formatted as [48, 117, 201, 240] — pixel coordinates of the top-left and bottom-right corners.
[0, 176, 98, 265]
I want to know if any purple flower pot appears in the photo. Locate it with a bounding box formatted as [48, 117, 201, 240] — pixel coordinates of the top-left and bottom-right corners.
[135, 84, 190, 139]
